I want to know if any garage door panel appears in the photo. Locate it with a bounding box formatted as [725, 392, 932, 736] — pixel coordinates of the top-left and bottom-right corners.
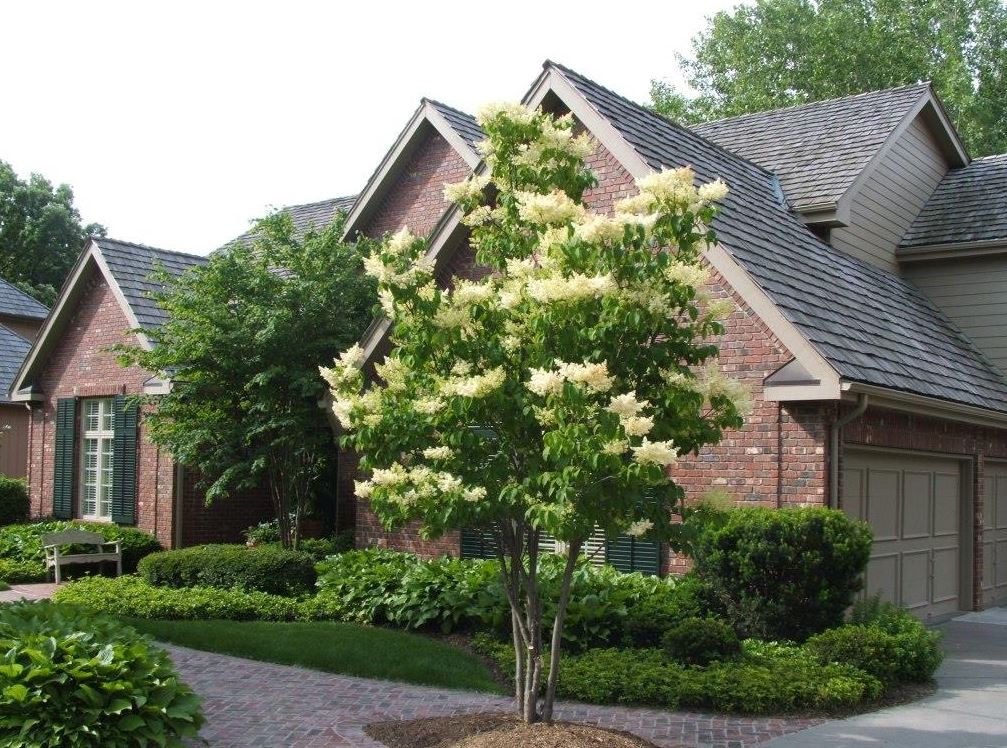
[868, 470, 900, 541]
[901, 550, 930, 609]
[932, 545, 959, 604]
[997, 539, 1007, 586]
[934, 473, 959, 537]
[902, 472, 931, 539]
[983, 542, 996, 592]
[997, 476, 1007, 529]
[865, 553, 899, 604]
[842, 468, 865, 522]
[985, 466, 1007, 607]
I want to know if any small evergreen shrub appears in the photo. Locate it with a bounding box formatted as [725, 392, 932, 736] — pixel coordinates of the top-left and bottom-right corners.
[0, 477, 28, 526]
[620, 573, 708, 647]
[662, 617, 740, 666]
[0, 601, 203, 747]
[138, 544, 316, 596]
[849, 598, 943, 682]
[694, 507, 872, 640]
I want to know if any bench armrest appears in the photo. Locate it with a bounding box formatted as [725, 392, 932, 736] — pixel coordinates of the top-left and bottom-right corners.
[102, 540, 122, 554]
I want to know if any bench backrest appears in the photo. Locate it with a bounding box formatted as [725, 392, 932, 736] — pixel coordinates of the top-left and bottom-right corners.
[42, 529, 107, 548]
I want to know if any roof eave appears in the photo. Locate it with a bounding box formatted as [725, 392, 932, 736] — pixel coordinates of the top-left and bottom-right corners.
[843, 381, 1007, 429]
[898, 237, 1007, 262]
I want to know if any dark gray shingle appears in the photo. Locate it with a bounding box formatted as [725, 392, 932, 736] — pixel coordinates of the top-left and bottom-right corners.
[0, 324, 31, 402]
[95, 238, 208, 331]
[427, 99, 484, 153]
[227, 195, 357, 249]
[552, 63, 1007, 414]
[902, 154, 1007, 248]
[692, 84, 931, 211]
[0, 278, 49, 320]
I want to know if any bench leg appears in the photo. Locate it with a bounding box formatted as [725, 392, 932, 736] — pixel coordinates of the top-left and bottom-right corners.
[116, 558, 122, 577]
[54, 563, 61, 585]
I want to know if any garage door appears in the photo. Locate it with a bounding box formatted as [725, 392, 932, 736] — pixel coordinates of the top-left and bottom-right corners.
[982, 463, 1007, 607]
[843, 450, 964, 622]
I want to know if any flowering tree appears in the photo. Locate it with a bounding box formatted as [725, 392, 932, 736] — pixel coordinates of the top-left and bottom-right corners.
[322, 104, 746, 722]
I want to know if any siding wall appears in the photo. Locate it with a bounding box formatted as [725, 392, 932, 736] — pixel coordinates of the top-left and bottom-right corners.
[0, 405, 29, 477]
[904, 255, 1007, 376]
[831, 116, 948, 270]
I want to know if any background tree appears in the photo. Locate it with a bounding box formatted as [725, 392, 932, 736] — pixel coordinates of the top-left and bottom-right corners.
[325, 105, 746, 722]
[652, 0, 1007, 156]
[0, 160, 105, 305]
[118, 211, 375, 548]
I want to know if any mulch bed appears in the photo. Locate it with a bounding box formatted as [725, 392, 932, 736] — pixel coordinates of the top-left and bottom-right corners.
[365, 713, 659, 748]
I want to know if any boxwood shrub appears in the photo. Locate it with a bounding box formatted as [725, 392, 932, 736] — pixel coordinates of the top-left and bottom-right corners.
[694, 507, 872, 641]
[0, 520, 161, 583]
[0, 477, 28, 526]
[662, 617, 740, 666]
[0, 601, 203, 747]
[138, 544, 316, 596]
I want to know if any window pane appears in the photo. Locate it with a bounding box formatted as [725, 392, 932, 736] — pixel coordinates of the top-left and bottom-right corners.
[83, 439, 98, 516]
[85, 401, 99, 431]
[100, 439, 114, 519]
[101, 399, 113, 432]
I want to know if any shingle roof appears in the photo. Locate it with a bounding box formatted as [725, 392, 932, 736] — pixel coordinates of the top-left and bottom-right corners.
[95, 238, 208, 331]
[0, 324, 31, 403]
[692, 84, 931, 211]
[551, 62, 1007, 413]
[0, 278, 49, 320]
[227, 195, 357, 248]
[901, 154, 1007, 248]
[427, 99, 484, 153]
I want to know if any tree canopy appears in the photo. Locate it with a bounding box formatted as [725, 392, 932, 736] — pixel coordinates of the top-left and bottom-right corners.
[652, 0, 1007, 157]
[324, 104, 745, 722]
[0, 160, 105, 305]
[118, 210, 376, 547]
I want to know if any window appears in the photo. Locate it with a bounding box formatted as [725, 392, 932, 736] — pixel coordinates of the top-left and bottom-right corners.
[80, 398, 114, 521]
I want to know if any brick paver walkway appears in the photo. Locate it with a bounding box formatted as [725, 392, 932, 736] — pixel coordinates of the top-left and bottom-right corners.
[0, 582, 57, 603]
[165, 644, 822, 748]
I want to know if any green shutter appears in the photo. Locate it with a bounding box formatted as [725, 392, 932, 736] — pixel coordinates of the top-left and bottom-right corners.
[52, 398, 76, 519]
[460, 525, 498, 559]
[606, 534, 662, 576]
[111, 395, 138, 525]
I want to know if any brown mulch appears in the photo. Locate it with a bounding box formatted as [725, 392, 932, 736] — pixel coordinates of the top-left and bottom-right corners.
[365, 713, 659, 748]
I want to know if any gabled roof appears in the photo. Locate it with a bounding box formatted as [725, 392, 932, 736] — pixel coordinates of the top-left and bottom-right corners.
[96, 238, 208, 331]
[225, 195, 357, 248]
[0, 324, 31, 404]
[551, 62, 1007, 414]
[342, 98, 483, 239]
[692, 83, 967, 219]
[901, 153, 1007, 253]
[0, 278, 49, 320]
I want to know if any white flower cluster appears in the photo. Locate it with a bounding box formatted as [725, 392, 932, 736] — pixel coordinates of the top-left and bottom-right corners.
[607, 390, 654, 437]
[440, 366, 506, 399]
[513, 113, 595, 168]
[626, 519, 654, 537]
[476, 101, 536, 127]
[354, 462, 487, 506]
[443, 173, 491, 204]
[526, 360, 613, 397]
[664, 260, 710, 290]
[574, 214, 626, 244]
[331, 389, 382, 430]
[374, 356, 409, 393]
[319, 343, 365, 392]
[527, 272, 616, 304]
[515, 190, 585, 226]
[631, 437, 679, 467]
[422, 445, 454, 460]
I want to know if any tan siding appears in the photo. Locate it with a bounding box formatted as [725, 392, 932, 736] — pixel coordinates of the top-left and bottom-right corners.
[831, 116, 948, 270]
[905, 255, 1007, 376]
[0, 406, 29, 478]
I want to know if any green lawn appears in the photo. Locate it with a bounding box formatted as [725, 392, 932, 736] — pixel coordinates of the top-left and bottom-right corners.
[126, 618, 503, 693]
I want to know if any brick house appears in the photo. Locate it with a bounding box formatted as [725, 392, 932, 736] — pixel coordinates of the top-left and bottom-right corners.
[342, 61, 1007, 621]
[10, 197, 353, 547]
[0, 279, 48, 477]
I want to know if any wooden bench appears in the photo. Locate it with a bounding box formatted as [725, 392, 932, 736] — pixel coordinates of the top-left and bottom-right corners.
[42, 529, 122, 584]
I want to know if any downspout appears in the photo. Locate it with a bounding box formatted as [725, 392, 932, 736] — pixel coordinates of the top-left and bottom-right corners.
[828, 393, 868, 509]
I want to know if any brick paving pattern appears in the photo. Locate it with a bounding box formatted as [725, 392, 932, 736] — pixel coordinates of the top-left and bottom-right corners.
[0, 582, 57, 603]
[166, 644, 821, 748]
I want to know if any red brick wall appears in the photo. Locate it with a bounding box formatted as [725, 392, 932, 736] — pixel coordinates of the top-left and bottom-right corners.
[178, 468, 274, 547]
[362, 128, 471, 240]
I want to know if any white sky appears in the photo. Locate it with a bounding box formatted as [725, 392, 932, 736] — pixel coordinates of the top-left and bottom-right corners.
[2, 0, 738, 255]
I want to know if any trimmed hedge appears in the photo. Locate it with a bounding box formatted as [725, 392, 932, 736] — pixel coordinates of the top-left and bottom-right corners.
[694, 507, 872, 641]
[662, 617, 740, 666]
[0, 521, 161, 583]
[0, 601, 203, 747]
[138, 544, 316, 596]
[0, 477, 28, 526]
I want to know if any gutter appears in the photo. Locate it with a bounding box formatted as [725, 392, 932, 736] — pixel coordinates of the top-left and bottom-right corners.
[828, 393, 868, 509]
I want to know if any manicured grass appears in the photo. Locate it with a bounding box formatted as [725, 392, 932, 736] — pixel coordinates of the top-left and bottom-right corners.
[126, 618, 503, 693]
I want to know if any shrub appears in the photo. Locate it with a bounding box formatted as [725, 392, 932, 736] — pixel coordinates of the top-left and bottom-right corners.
[662, 617, 740, 666]
[805, 625, 905, 685]
[243, 519, 281, 545]
[0, 601, 203, 747]
[694, 507, 872, 641]
[620, 572, 707, 647]
[849, 599, 943, 682]
[0, 520, 161, 582]
[52, 575, 302, 621]
[0, 477, 28, 526]
[138, 544, 316, 596]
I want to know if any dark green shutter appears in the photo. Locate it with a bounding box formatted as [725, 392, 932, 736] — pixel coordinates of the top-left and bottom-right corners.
[606, 534, 662, 576]
[52, 398, 76, 519]
[111, 395, 138, 525]
[460, 525, 498, 559]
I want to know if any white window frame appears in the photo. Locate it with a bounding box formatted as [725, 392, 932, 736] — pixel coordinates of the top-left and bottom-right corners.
[80, 398, 115, 522]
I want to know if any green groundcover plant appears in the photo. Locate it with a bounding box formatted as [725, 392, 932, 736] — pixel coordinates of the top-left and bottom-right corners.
[0, 602, 203, 747]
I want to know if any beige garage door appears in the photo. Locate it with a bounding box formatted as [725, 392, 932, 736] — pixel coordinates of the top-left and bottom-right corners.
[982, 463, 1007, 607]
[843, 450, 964, 622]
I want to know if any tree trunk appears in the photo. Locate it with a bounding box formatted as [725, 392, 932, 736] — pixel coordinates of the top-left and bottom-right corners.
[542, 540, 581, 722]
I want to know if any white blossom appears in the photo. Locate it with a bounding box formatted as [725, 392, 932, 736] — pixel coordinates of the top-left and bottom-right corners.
[436, 473, 463, 493]
[354, 480, 374, 499]
[527, 272, 616, 304]
[422, 445, 454, 460]
[665, 261, 710, 290]
[414, 396, 446, 415]
[441, 367, 506, 399]
[452, 280, 495, 306]
[371, 464, 408, 487]
[632, 438, 679, 467]
[515, 190, 585, 226]
[637, 167, 695, 203]
[386, 227, 416, 256]
[602, 439, 629, 456]
[557, 361, 613, 393]
[476, 101, 536, 126]
[698, 179, 729, 203]
[607, 391, 650, 418]
[375, 356, 408, 392]
[574, 214, 625, 244]
[526, 368, 565, 397]
[621, 415, 655, 437]
[463, 486, 487, 502]
[443, 173, 491, 204]
[626, 519, 654, 537]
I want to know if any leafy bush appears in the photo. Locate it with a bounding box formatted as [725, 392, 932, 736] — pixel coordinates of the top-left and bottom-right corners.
[0, 520, 161, 582]
[0, 477, 28, 526]
[620, 572, 707, 647]
[52, 575, 302, 621]
[843, 598, 943, 682]
[271, 530, 353, 561]
[138, 544, 316, 596]
[694, 507, 872, 641]
[243, 519, 282, 545]
[0, 601, 203, 747]
[805, 625, 905, 685]
[662, 617, 740, 666]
